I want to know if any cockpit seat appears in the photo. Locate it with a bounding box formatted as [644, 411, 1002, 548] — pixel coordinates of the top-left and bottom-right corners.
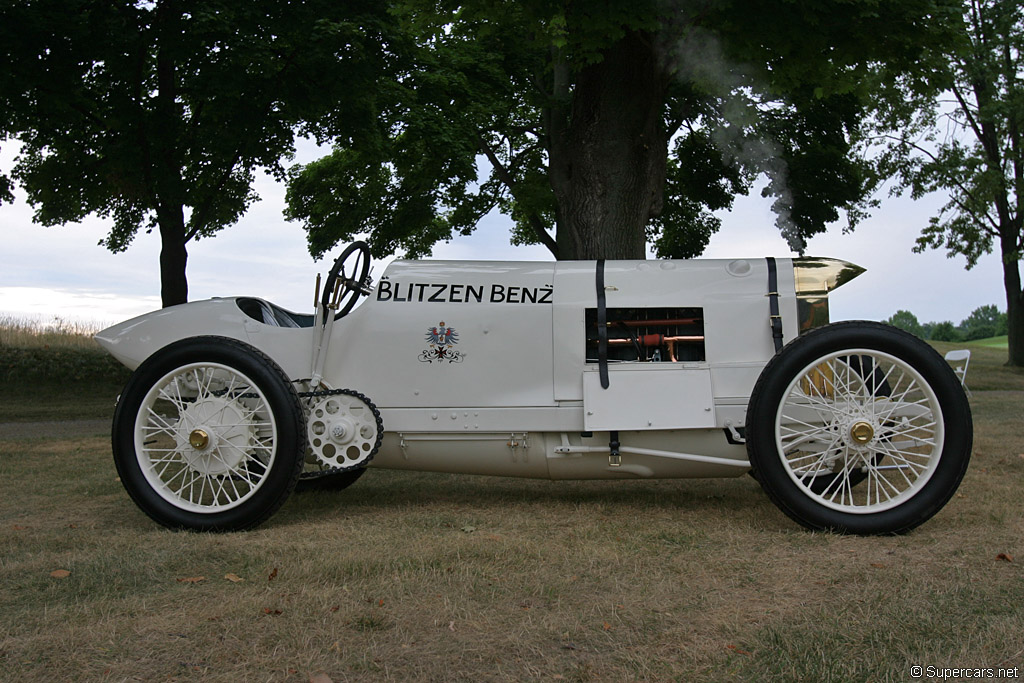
[236, 297, 314, 328]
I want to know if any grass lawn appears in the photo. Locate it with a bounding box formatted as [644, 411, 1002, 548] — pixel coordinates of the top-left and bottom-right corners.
[929, 339, 1024, 392]
[971, 335, 1009, 349]
[1, 325, 1022, 681]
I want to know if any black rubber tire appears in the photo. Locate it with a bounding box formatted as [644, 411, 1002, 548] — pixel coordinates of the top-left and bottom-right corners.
[295, 468, 366, 492]
[111, 336, 306, 531]
[746, 321, 972, 535]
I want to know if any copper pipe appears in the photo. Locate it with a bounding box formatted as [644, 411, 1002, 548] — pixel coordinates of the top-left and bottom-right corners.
[604, 335, 704, 346]
[609, 318, 700, 327]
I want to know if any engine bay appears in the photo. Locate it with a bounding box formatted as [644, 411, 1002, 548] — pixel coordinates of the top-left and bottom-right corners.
[585, 307, 705, 363]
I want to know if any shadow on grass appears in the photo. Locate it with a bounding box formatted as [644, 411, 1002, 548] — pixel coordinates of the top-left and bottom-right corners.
[279, 468, 783, 529]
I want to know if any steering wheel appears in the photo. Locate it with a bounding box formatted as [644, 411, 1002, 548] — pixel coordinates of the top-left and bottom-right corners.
[321, 241, 372, 320]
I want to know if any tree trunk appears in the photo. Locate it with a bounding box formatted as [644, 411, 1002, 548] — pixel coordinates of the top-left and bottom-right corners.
[158, 204, 189, 307]
[154, 0, 188, 308]
[549, 30, 670, 260]
[1002, 232, 1024, 366]
[1007, 290, 1024, 367]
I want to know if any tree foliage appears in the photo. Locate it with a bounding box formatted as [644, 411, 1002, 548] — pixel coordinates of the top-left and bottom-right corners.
[286, 0, 961, 262]
[877, 0, 1024, 363]
[885, 309, 925, 337]
[0, 0, 392, 306]
[958, 303, 1007, 340]
[885, 303, 1006, 341]
[930, 320, 962, 342]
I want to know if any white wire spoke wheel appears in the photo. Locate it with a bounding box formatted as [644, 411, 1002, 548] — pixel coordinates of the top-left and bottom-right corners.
[112, 337, 305, 531]
[746, 322, 972, 535]
[778, 350, 939, 511]
[137, 363, 271, 509]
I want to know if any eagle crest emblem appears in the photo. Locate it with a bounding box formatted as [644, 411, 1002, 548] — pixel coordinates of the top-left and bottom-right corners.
[419, 321, 465, 364]
[425, 323, 458, 347]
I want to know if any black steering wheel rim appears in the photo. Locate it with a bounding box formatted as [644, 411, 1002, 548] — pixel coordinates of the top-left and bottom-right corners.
[321, 241, 371, 321]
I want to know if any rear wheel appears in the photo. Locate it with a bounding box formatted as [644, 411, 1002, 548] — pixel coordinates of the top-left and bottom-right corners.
[803, 354, 890, 495]
[112, 337, 305, 531]
[746, 322, 972, 535]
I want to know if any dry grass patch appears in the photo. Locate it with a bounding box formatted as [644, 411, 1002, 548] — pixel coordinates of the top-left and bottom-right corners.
[0, 314, 108, 350]
[0, 339, 1021, 680]
[0, 314, 111, 348]
[2, 399, 1023, 682]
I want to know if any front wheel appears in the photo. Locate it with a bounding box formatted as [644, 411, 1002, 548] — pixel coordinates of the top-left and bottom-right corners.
[111, 337, 306, 531]
[746, 321, 972, 535]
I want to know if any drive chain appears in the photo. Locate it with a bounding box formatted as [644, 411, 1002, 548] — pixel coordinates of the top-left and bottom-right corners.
[296, 386, 383, 480]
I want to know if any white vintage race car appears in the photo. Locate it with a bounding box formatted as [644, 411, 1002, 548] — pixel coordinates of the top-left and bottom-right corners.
[96, 243, 973, 535]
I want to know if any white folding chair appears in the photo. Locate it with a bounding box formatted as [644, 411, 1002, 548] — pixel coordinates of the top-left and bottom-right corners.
[944, 349, 972, 397]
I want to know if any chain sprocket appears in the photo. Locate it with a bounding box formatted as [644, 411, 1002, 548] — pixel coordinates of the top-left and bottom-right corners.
[297, 386, 383, 480]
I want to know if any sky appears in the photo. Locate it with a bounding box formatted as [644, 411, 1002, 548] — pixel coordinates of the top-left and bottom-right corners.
[0, 139, 1005, 330]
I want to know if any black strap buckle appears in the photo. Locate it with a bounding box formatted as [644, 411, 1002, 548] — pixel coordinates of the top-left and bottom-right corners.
[766, 257, 783, 354]
[596, 259, 609, 389]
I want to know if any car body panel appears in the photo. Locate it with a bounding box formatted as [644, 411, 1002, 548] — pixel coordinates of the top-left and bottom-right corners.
[96, 256, 829, 479]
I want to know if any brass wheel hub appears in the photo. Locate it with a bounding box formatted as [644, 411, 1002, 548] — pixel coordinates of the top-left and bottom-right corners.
[175, 396, 252, 476]
[189, 428, 211, 450]
[850, 421, 874, 445]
